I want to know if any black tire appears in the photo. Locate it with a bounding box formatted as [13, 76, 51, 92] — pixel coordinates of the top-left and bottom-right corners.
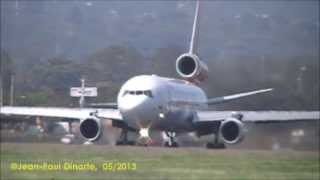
[164, 141, 179, 148]
[116, 141, 125, 145]
[164, 141, 170, 147]
[126, 140, 136, 145]
[171, 142, 179, 147]
[116, 140, 135, 146]
[206, 142, 226, 149]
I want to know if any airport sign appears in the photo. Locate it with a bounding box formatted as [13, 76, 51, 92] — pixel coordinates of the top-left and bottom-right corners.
[70, 87, 97, 97]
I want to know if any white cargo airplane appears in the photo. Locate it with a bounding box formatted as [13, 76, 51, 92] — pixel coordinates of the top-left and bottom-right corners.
[1, 1, 319, 148]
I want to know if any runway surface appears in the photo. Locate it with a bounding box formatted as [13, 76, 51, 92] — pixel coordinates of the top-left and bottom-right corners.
[1, 143, 319, 180]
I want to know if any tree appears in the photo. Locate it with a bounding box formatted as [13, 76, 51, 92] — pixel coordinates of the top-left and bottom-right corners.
[0, 50, 14, 105]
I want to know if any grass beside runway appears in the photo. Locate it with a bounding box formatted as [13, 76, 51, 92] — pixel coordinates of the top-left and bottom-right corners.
[1, 143, 319, 180]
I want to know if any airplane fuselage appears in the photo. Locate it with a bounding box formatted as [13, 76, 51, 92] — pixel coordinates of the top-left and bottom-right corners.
[117, 75, 207, 133]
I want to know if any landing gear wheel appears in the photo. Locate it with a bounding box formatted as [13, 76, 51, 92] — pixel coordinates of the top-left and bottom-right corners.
[206, 142, 226, 149]
[116, 140, 135, 146]
[116, 129, 135, 146]
[206, 133, 226, 149]
[136, 137, 152, 146]
[164, 141, 179, 148]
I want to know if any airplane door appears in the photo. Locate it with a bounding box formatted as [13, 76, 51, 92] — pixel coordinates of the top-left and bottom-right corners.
[164, 83, 174, 113]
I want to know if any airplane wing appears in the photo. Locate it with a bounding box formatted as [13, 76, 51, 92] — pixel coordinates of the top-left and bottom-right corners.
[207, 88, 273, 105]
[197, 111, 320, 122]
[0, 106, 122, 121]
[88, 102, 117, 109]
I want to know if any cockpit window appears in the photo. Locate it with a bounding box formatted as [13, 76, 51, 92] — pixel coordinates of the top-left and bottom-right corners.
[144, 90, 153, 98]
[122, 90, 129, 97]
[122, 90, 153, 98]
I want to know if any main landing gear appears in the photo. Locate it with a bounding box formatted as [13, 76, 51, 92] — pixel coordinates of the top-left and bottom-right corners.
[116, 129, 135, 145]
[206, 133, 226, 149]
[163, 131, 179, 148]
[60, 120, 76, 144]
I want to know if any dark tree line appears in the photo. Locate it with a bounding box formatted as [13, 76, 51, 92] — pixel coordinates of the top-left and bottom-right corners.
[1, 46, 319, 110]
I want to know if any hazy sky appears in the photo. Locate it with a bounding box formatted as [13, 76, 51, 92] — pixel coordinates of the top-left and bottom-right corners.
[1, 0, 319, 62]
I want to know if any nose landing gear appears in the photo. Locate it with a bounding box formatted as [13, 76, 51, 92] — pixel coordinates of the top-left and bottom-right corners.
[162, 131, 179, 148]
[137, 128, 153, 146]
[135, 121, 155, 146]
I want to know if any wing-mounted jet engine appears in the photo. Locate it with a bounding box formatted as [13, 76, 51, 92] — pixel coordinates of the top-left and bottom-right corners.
[79, 116, 102, 142]
[204, 112, 245, 149]
[218, 113, 244, 144]
[176, 53, 208, 83]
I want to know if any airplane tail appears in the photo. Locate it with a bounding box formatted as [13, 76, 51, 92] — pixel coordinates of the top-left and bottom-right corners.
[175, 0, 208, 83]
[189, 0, 201, 55]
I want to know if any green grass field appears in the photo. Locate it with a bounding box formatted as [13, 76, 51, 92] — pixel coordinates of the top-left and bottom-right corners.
[1, 143, 319, 180]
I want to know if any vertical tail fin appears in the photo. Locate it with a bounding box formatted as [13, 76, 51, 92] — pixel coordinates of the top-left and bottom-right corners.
[176, 0, 208, 83]
[189, 0, 200, 54]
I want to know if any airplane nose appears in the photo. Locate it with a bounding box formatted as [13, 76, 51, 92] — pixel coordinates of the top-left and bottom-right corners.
[119, 97, 146, 112]
[118, 96, 156, 120]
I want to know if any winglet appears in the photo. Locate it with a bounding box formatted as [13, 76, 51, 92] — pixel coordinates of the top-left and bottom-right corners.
[207, 88, 273, 105]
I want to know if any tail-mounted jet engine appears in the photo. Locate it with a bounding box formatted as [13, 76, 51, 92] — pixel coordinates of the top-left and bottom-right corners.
[219, 117, 244, 144]
[79, 116, 102, 142]
[176, 53, 208, 83]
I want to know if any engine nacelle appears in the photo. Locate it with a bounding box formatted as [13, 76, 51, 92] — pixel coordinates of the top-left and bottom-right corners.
[79, 116, 102, 142]
[176, 53, 208, 82]
[219, 118, 244, 144]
